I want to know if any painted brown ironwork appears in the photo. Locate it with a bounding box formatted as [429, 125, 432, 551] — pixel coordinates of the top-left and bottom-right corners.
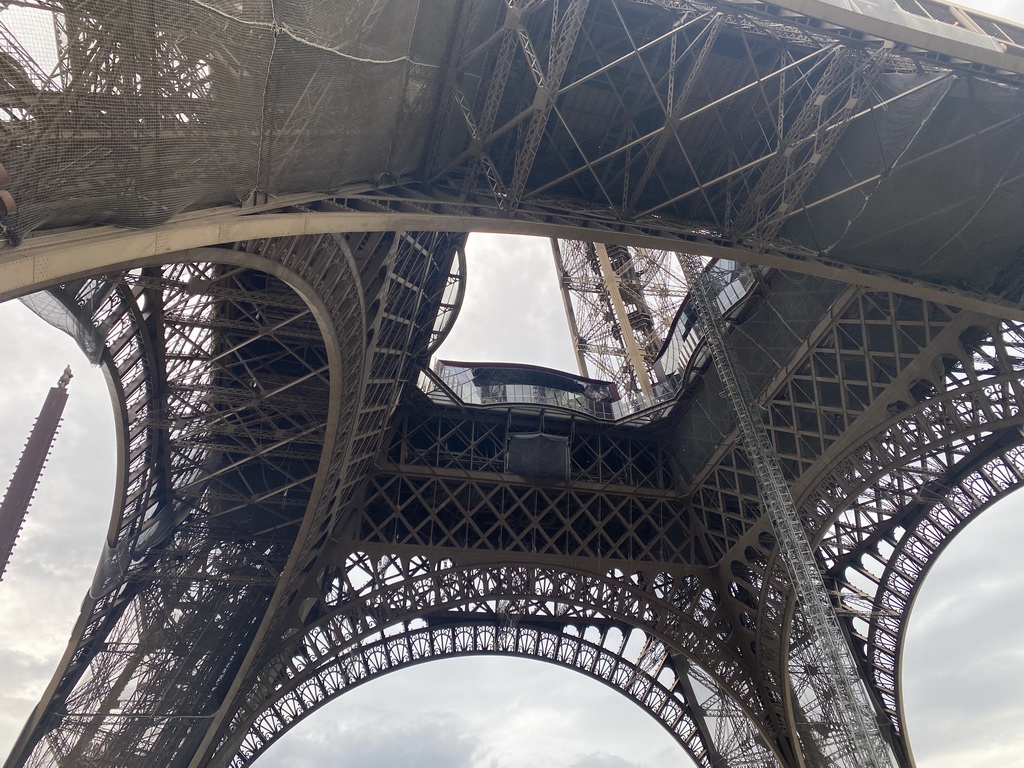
[1, 1, 1024, 767]
[214, 549, 778, 767]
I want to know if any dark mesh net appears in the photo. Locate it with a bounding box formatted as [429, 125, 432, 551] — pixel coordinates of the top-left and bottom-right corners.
[18, 279, 109, 362]
[507, 432, 571, 480]
[0, 1, 457, 241]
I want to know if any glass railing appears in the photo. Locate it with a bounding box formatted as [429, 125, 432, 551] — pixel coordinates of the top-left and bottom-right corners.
[424, 362, 621, 419]
[419, 260, 760, 422]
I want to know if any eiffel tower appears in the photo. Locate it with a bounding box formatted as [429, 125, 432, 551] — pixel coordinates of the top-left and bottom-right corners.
[1, 1, 1023, 766]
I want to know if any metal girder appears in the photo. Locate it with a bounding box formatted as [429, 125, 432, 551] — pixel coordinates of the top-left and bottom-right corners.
[183, 230, 465, 768]
[8, 258, 334, 768]
[625, 14, 724, 214]
[742, 0, 1024, 78]
[552, 239, 691, 400]
[681, 288, 1024, 764]
[506, 0, 591, 209]
[2, 3, 1024, 768]
[6, 196, 1024, 324]
[797, 318, 1024, 757]
[731, 44, 892, 246]
[680, 256, 894, 768]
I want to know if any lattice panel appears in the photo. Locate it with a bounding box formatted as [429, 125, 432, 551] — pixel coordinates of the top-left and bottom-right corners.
[841, 444, 1024, 737]
[691, 292, 958, 556]
[779, 320, 1024, 758]
[810, 319, 1024, 566]
[359, 472, 691, 563]
[387, 408, 675, 489]
[23, 261, 331, 768]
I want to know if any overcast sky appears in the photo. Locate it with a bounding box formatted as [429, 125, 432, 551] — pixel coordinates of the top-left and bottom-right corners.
[1, 2, 1024, 767]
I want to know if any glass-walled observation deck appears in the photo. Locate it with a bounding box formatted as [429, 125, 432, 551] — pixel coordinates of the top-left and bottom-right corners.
[419, 259, 759, 423]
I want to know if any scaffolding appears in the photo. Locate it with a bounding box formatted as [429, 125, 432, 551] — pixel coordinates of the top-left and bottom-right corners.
[679, 255, 895, 768]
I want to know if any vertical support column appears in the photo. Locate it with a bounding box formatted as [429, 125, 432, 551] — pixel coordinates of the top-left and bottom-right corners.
[553, 239, 688, 399]
[678, 255, 893, 768]
[594, 243, 655, 400]
[551, 238, 591, 378]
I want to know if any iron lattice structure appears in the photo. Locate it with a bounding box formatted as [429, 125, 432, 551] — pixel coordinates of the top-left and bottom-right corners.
[0, 1, 1023, 767]
[553, 240, 689, 400]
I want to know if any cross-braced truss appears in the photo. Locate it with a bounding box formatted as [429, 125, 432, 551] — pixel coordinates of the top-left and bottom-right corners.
[7, 227, 463, 768]
[213, 550, 778, 768]
[2, 1, 1024, 768]
[16, 260, 333, 768]
[553, 240, 690, 397]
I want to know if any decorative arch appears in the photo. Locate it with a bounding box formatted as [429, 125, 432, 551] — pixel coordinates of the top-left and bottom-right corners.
[9, 227, 471, 768]
[210, 554, 783, 768]
[808, 318, 1024, 556]
[1, 201, 1018, 324]
[9, 241, 361, 767]
[228, 621, 776, 768]
[782, 318, 1024, 764]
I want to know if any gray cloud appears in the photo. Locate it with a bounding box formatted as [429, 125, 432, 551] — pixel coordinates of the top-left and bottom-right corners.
[0, 301, 115, 754]
[260, 710, 479, 768]
[901, 492, 1024, 768]
[252, 657, 685, 768]
[435, 234, 578, 373]
[567, 753, 646, 768]
[0, 649, 54, 732]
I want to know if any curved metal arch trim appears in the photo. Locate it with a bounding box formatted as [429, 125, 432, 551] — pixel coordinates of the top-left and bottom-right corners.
[817, 437, 1024, 757]
[96, 281, 164, 546]
[4, 245, 355, 768]
[735, 364, 1024, 764]
[1, 207, 1020, 322]
[219, 556, 780, 763]
[764, 321, 1024, 764]
[425, 242, 467, 356]
[226, 622, 723, 768]
[114, 246, 352, 553]
[802, 369, 1024, 547]
[883, 449, 1024, 761]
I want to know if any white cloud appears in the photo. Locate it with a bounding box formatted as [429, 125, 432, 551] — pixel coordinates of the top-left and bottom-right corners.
[902, 494, 1024, 768]
[5, 234, 1024, 768]
[435, 234, 578, 373]
[967, 0, 1024, 22]
[0, 301, 116, 757]
[255, 658, 687, 768]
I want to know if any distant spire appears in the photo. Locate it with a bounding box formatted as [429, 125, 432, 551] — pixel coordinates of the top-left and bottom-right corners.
[0, 373, 71, 582]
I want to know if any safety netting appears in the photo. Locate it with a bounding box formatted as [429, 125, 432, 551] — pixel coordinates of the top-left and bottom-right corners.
[0, 0, 458, 242]
[781, 73, 1024, 295]
[18, 277, 111, 362]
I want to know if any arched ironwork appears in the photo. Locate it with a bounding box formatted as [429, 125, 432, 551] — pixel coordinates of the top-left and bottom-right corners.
[227, 621, 777, 768]
[211, 553, 781, 768]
